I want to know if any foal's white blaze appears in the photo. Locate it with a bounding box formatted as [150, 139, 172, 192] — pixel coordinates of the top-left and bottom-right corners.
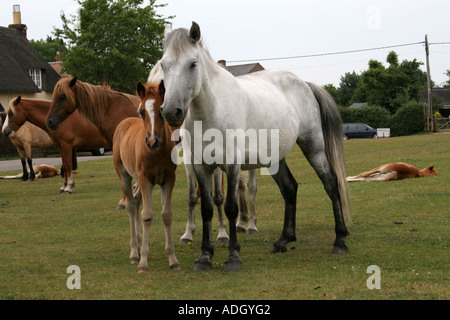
[145, 99, 156, 137]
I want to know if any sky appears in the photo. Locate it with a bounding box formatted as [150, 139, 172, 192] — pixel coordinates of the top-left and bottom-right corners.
[1, 0, 449, 87]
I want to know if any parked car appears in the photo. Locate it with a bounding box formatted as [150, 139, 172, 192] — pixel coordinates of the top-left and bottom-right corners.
[342, 123, 377, 140]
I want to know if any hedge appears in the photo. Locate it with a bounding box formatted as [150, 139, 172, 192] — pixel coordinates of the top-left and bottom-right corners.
[338, 102, 425, 137]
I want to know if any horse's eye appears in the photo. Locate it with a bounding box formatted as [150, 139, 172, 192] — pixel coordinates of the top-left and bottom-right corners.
[139, 108, 146, 119]
[190, 61, 198, 69]
[59, 95, 65, 101]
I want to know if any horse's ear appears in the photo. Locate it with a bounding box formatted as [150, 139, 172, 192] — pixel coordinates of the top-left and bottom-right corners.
[427, 165, 434, 170]
[136, 81, 146, 99]
[69, 76, 78, 88]
[14, 96, 21, 105]
[189, 21, 201, 43]
[159, 80, 165, 99]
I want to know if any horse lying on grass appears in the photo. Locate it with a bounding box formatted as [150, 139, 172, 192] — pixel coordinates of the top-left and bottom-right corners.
[113, 80, 180, 272]
[0, 164, 61, 179]
[346, 163, 438, 182]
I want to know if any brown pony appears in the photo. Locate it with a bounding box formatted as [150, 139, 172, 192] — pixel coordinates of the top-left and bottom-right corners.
[0, 164, 60, 179]
[2, 97, 107, 194]
[113, 81, 180, 272]
[1, 111, 53, 181]
[346, 163, 438, 182]
[46, 77, 140, 146]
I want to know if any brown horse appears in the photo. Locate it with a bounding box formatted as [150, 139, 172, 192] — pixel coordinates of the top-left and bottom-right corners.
[1, 111, 53, 181]
[0, 164, 60, 179]
[46, 76, 140, 146]
[113, 81, 180, 272]
[346, 163, 438, 182]
[2, 97, 107, 194]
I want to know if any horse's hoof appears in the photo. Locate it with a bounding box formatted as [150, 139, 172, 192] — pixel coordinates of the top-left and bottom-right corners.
[224, 254, 242, 272]
[236, 226, 246, 233]
[130, 258, 140, 264]
[170, 264, 181, 270]
[116, 205, 125, 210]
[63, 191, 72, 195]
[270, 242, 287, 253]
[180, 238, 193, 244]
[194, 261, 211, 271]
[217, 237, 229, 245]
[331, 245, 348, 254]
[28, 178, 35, 182]
[58, 189, 65, 194]
[137, 267, 148, 273]
[246, 228, 258, 235]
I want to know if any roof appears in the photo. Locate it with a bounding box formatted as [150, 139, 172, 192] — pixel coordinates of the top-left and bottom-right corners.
[419, 88, 450, 109]
[0, 26, 61, 93]
[348, 102, 368, 109]
[225, 63, 265, 77]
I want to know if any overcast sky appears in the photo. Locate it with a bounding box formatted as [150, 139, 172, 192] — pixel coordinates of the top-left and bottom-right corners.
[1, 0, 449, 87]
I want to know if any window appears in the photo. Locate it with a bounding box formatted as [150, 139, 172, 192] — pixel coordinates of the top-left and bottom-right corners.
[29, 69, 42, 89]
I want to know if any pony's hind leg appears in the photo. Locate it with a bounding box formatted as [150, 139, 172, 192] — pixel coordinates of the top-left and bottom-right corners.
[247, 169, 258, 234]
[137, 181, 154, 273]
[270, 158, 298, 253]
[213, 168, 228, 244]
[161, 180, 180, 270]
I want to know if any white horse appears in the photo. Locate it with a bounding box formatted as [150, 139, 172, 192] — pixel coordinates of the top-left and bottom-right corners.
[159, 22, 350, 272]
[148, 61, 259, 245]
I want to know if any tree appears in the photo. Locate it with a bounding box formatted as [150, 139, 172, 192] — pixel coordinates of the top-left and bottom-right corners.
[349, 52, 428, 113]
[54, 0, 171, 93]
[338, 71, 361, 106]
[30, 37, 67, 62]
[444, 70, 450, 88]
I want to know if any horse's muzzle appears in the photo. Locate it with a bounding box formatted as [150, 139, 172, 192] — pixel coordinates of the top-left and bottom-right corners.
[46, 117, 59, 130]
[146, 136, 160, 150]
[160, 106, 184, 127]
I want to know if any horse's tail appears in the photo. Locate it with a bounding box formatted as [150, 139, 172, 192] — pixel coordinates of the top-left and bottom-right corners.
[307, 82, 351, 224]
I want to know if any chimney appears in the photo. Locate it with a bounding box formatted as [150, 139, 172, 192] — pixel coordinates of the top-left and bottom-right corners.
[218, 60, 226, 68]
[9, 5, 27, 38]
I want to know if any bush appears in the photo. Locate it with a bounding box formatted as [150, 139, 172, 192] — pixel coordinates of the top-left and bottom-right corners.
[390, 101, 425, 136]
[338, 105, 391, 128]
[338, 101, 425, 137]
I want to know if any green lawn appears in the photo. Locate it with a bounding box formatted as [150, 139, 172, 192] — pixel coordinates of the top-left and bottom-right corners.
[0, 133, 448, 300]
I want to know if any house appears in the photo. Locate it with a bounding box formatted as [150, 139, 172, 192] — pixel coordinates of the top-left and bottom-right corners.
[218, 60, 265, 77]
[0, 6, 61, 110]
[419, 88, 450, 118]
[348, 102, 368, 109]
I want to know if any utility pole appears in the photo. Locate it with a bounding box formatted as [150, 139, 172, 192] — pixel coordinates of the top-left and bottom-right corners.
[425, 35, 433, 132]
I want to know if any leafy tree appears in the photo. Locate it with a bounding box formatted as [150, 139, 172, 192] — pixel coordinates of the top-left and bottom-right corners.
[444, 70, 450, 88]
[30, 37, 67, 62]
[349, 51, 428, 113]
[338, 71, 360, 106]
[54, 0, 171, 93]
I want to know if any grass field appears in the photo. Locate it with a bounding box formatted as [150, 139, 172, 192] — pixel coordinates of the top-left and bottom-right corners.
[0, 133, 448, 300]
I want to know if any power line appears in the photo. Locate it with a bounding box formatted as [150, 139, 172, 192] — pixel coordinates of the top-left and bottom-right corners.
[228, 41, 426, 63]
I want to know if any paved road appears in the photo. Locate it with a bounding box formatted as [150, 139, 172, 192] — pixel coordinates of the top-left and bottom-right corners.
[0, 155, 112, 173]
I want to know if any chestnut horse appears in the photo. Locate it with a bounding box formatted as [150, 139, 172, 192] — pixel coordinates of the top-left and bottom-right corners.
[1, 111, 53, 181]
[2, 97, 107, 194]
[0, 164, 60, 179]
[346, 163, 438, 182]
[113, 81, 180, 272]
[46, 77, 141, 146]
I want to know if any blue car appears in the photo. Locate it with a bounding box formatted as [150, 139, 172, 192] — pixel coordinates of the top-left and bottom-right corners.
[342, 123, 377, 140]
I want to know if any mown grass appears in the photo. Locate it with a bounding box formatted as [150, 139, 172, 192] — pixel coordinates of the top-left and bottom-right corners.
[0, 133, 448, 300]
